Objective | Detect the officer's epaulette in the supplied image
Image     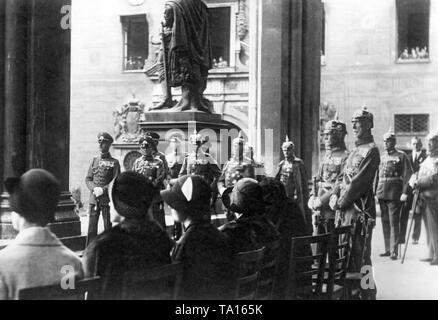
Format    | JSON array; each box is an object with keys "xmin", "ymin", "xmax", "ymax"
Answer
[
  {"xmin": 293, "ymin": 157, "xmax": 304, "ymax": 164},
  {"xmin": 279, "ymin": 160, "xmax": 285, "ymax": 166}
]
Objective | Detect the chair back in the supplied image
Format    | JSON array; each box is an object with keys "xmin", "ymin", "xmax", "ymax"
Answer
[
  {"xmin": 232, "ymin": 247, "xmax": 265, "ymax": 300},
  {"xmin": 326, "ymin": 226, "xmax": 351, "ymax": 297},
  {"xmin": 256, "ymin": 240, "xmax": 280, "ymax": 300},
  {"xmin": 18, "ymin": 277, "xmax": 101, "ymax": 300},
  {"xmin": 121, "ymin": 262, "xmax": 183, "ymax": 300},
  {"xmin": 287, "ymin": 234, "xmax": 330, "ymax": 300}
]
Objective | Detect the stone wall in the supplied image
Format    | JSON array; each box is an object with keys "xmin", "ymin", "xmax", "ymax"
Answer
[{"xmin": 322, "ymin": 0, "xmax": 438, "ymax": 151}]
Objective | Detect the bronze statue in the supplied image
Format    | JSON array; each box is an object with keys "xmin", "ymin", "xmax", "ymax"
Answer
[{"xmin": 150, "ymin": 0, "xmax": 213, "ymax": 113}]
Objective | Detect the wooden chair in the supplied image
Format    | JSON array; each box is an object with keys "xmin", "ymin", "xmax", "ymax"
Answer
[
  {"xmin": 121, "ymin": 262, "xmax": 183, "ymax": 300},
  {"xmin": 286, "ymin": 234, "xmax": 330, "ymax": 300},
  {"xmin": 324, "ymin": 226, "xmax": 351, "ymax": 300},
  {"xmin": 18, "ymin": 277, "xmax": 101, "ymax": 300},
  {"xmin": 232, "ymin": 247, "xmax": 265, "ymax": 300},
  {"xmin": 256, "ymin": 240, "xmax": 280, "ymax": 300}
]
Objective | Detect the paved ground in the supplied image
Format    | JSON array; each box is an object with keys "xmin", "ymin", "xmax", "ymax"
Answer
[
  {"xmin": 80, "ymin": 211, "xmax": 438, "ymax": 300},
  {"xmin": 371, "ymin": 217, "xmax": 438, "ymax": 300}
]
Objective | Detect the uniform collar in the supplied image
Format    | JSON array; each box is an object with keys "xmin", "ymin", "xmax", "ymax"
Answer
[
  {"xmin": 100, "ymin": 152, "xmax": 111, "ymax": 159},
  {"xmin": 386, "ymin": 149, "xmax": 396, "ymax": 155},
  {"xmin": 355, "ymin": 135, "xmax": 374, "ymax": 147}
]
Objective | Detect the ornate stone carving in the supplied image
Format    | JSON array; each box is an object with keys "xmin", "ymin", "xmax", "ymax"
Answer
[
  {"xmin": 237, "ymin": 0, "xmax": 248, "ymax": 40},
  {"xmin": 114, "ymin": 93, "xmax": 145, "ymax": 143}
]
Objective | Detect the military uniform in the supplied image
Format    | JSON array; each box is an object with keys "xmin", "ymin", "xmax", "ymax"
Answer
[
  {"xmin": 132, "ymin": 155, "xmax": 166, "ymax": 228},
  {"xmin": 85, "ymin": 152, "xmax": 120, "ymax": 246},
  {"xmin": 218, "ymin": 157, "xmax": 255, "ymax": 189},
  {"xmin": 276, "ymin": 157, "xmax": 311, "ymax": 231},
  {"xmin": 337, "ymin": 108, "xmax": 380, "ymax": 300},
  {"xmin": 375, "ymin": 147, "xmax": 412, "ymax": 256},
  {"xmin": 415, "ymin": 133, "xmax": 438, "ymax": 265},
  {"xmin": 406, "ymin": 148, "xmax": 428, "ymax": 243},
  {"xmin": 314, "ymin": 147, "xmax": 349, "ymax": 233},
  {"xmin": 180, "ymin": 152, "xmax": 221, "ymax": 185}
]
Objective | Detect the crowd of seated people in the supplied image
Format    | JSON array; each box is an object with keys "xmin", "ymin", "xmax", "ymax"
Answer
[{"xmin": 0, "ymin": 169, "xmax": 310, "ymax": 300}]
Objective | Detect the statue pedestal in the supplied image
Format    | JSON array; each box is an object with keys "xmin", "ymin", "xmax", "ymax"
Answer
[{"xmin": 113, "ymin": 111, "xmax": 241, "ymax": 171}]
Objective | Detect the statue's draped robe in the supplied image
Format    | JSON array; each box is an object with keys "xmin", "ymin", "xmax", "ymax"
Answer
[{"xmin": 166, "ymin": 0, "xmax": 212, "ymax": 87}]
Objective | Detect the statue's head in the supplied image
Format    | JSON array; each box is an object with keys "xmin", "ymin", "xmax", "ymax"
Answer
[
  {"xmin": 351, "ymin": 106, "xmax": 374, "ymax": 140},
  {"xmin": 324, "ymin": 115, "xmax": 347, "ymax": 150}
]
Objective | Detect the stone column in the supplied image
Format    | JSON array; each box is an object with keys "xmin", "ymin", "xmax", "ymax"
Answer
[
  {"xmin": 249, "ymin": 0, "xmax": 322, "ymax": 177},
  {"xmin": 0, "ymin": 0, "xmax": 29, "ymax": 233},
  {"xmin": 1, "ymin": 0, "xmax": 84, "ymax": 250}
]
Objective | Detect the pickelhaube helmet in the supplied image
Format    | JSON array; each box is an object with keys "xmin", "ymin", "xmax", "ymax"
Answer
[
  {"xmin": 383, "ymin": 126, "xmax": 396, "ymax": 141},
  {"xmin": 144, "ymin": 132, "xmax": 160, "ymax": 145},
  {"xmin": 324, "ymin": 113, "xmax": 347, "ymax": 135},
  {"xmin": 189, "ymin": 129, "xmax": 209, "ymax": 146},
  {"xmin": 232, "ymin": 131, "xmax": 246, "ymax": 146},
  {"xmin": 282, "ymin": 135, "xmax": 295, "ymax": 149},
  {"xmin": 351, "ymin": 106, "xmax": 374, "ymax": 128}
]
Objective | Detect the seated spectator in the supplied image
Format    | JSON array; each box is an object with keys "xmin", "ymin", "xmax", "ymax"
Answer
[
  {"xmin": 220, "ymin": 178, "xmax": 280, "ymax": 254},
  {"xmin": 82, "ymin": 171, "xmax": 173, "ymax": 300},
  {"xmin": 0, "ymin": 169, "xmax": 83, "ymax": 300},
  {"xmin": 260, "ymin": 178, "xmax": 308, "ymax": 299},
  {"xmin": 161, "ymin": 175, "xmax": 234, "ymax": 300}
]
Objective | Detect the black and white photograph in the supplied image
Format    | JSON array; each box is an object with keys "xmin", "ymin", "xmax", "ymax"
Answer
[{"xmin": 0, "ymin": 0, "xmax": 437, "ymax": 305}]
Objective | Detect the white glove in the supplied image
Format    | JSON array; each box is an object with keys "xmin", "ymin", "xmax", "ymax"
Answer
[
  {"xmin": 329, "ymin": 194, "xmax": 339, "ymax": 211},
  {"xmin": 400, "ymin": 194, "xmax": 408, "ymax": 202},
  {"xmin": 93, "ymin": 187, "xmax": 104, "ymax": 198},
  {"xmin": 409, "ymin": 175, "xmax": 417, "ymax": 189},
  {"xmin": 307, "ymin": 196, "xmax": 315, "ymax": 210}
]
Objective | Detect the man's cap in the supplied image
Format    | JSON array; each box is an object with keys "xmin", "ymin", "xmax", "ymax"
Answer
[
  {"xmin": 145, "ymin": 132, "xmax": 160, "ymax": 143},
  {"xmin": 98, "ymin": 132, "xmax": 114, "ymax": 144},
  {"xmin": 230, "ymin": 178, "xmax": 264, "ymax": 216},
  {"xmin": 3, "ymin": 169, "xmax": 60, "ymax": 222},
  {"xmin": 351, "ymin": 106, "xmax": 374, "ymax": 127},
  {"xmin": 112, "ymin": 171, "xmax": 157, "ymax": 218},
  {"xmin": 139, "ymin": 135, "xmax": 155, "ymax": 147},
  {"xmin": 160, "ymin": 175, "xmax": 211, "ymax": 213},
  {"xmin": 324, "ymin": 114, "xmax": 347, "ymax": 134},
  {"xmin": 383, "ymin": 126, "xmax": 396, "ymax": 141},
  {"xmin": 282, "ymin": 135, "xmax": 295, "ymax": 149}
]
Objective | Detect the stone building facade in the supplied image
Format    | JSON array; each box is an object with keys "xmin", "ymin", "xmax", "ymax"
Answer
[{"xmin": 321, "ymin": 0, "xmax": 438, "ymax": 151}]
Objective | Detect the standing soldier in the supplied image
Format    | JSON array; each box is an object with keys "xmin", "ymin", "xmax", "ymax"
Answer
[
  {"xmin": 409, "ymin": 132, "xmax": 438, "ymax": 265},
  {"xmin": 334, "ymin": 107, "xmax": 380, "ymax": 300},
  {"xmin": 132, "ymin": 136, "xmax": 166, "ymax": 229},
  {"xmin": 405, "ymin": 137, "xmax": 428, "ymax": 245},
  {"xmin": 145, "ymin": 132, "xmax": 169, "ymax": 185},
  {"xmin": 218, "ymin": 133, "xmax": 256, "ymax": 221},
  {"xmin": 166, "ymin": 136, "xmax": 184, "ymax": 240},
  {"xmin": 276, "ymin": 136, "xmax": 312, "ymax": 234},
  {"xmin": 375, "ymin": 128, "xmax": 412, "ymax": 260},
  {"xmin": 85, "ymin": 132, "xmax": 121, "ymax": 246},
  {"xmin": 308, "ymin": 117, "xmax": 349, "ymax": 234},
  {"xmin": 179, "ymin": 130, "xmax": 222, "ymax": 215}
]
